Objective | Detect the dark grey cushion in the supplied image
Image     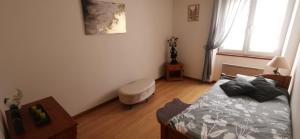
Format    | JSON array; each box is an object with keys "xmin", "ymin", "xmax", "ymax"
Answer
[
  {"xmin": 236, "ymin": 74, "xmax": 277, "ymax": 87},
  {"xmin": 249, "ymin": 76, "xmax": 285, "ymax": 102},
  {"xmin": 220, "ymin": 78, "xmax": 257, "ymax": 97}
]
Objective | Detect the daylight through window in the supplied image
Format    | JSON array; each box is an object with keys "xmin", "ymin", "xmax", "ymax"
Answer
[{"xmin": 219, "ymin": 0, "xmax": 291, "ymax": 57}]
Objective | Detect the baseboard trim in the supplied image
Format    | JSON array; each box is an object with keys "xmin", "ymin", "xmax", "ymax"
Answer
[
  {"xmin": 159, "ymin": 76, "xmax": 205, "ymax": 83},
  {"xmin": 202, "ymin": 80, "xmax": 217, "ymax": 84},
  {"xmin": 73, "ymin": 97, "xmax": 118, "ymax": 119},
  {"xmin": 73, "ymin": 76, "xmax": 164, "ymax": 119},
  {"xmin": 183, "ymin": 76, "xmax": 201, "ymax": 81},
  {"xmin": 156, "ymin": 76, "xmax": 164, "ymax": 81},
  {"xmin": 183, "ymin": 76, "xmax": 216, "ymax": 84}
]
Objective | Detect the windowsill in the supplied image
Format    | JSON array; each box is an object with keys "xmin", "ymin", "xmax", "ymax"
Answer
[{"xmin": 217, "ymin": 52, "xmax": 273, "ymax": 60}]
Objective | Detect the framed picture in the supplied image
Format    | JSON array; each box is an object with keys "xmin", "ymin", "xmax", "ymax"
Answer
[
  {"xmin": 81, "ymin": 0, "xmax": 126, "ymax": 35},
  {"xmin": 188, "ymin": 4, "xmax": 200, "ymax": 22}
]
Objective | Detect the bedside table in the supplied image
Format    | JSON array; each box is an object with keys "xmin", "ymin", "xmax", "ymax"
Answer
[
  {"xmin": 6, "ymin": 97, "xmax": 77, "ymax": 139},
  {"xmin": 165, "ymin": 63, "xmax": 184, "ymax": 81}
]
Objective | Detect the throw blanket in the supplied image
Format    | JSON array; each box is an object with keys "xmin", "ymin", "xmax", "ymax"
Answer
[{"xmin": 169, "ymin": 80, "xmax": 292, "ymax": 139}]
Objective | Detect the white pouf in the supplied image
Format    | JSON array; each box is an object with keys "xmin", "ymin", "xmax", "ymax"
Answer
[{"xmin": 118, "ymin": 78, "xmax": 155, "ymax": 105}]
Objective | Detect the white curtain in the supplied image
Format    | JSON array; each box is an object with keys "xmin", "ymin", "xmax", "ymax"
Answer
[
  {"xmin": 202, "ymin": 0, "xmax": 250, "ymax": 81},
  {"xmin": 213, "ymin": 0, "xmax": 249, "ymax": 47}
]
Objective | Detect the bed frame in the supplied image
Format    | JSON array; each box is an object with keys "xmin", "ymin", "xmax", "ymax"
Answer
[{"xmin": 156, "ymin": 74, "xmax": 292, "ymax": 139}]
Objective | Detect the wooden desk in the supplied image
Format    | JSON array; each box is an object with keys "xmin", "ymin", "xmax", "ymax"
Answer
[
  {"xmin": 6, "ymin": 97, "xmax": 77, "ymax": 139},
  {"xmin": 165, "ymin": 63, "xmax": 184, "ymax": 81}
]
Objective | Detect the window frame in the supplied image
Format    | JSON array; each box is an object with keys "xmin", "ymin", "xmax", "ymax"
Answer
[{"xmin": 218, "ymin": 0, "xmax": 294, "ymax": 58}]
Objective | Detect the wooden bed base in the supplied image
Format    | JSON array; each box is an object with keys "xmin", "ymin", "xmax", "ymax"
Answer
[
  {"xmin": 156, "ymin": 99, "xmax": 191, "ymax": 139},
  {"xmin": 156, "ymin": 74, "xmax": 291, "ymax": 139}
]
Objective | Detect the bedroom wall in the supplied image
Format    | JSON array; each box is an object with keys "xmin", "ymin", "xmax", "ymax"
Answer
[
  {"xmin": 290, "ymin": 43, "xmax": 300, "ymax": 139},
  {"xmin": 212, "ymin": 52, "xmax": 298, "ymax": 81},
  {"xmin": 173, "ymin": 0, "xmax": 214, "ymax": 79},
  {"xmin": 212, "ymin": 55, "xmax": 270, "ymax": 80},
  {"xmin": 172, "ymin": 0, "xmax": 299, "ymax": 81},
  {"xmin": 282, "ymin": 0, "xmax": 300, "ymax": 69},
  {"xmin": 0, "ymin": 0, "xmax": 173, "ymax": 116}
]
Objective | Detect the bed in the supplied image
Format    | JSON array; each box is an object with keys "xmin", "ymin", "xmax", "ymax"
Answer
[{"xmin": 156, "ymin": 74, "xmax": 292, "ymax": 139}]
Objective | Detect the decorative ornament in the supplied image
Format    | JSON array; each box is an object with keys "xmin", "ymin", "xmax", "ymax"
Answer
[
  {"xmin": 168, "ymin": 36, "xmax": 179, "ymax": 64},
  {"xmin": 4, "ymin": 89, "xmax": 24, "ymax": 134}
]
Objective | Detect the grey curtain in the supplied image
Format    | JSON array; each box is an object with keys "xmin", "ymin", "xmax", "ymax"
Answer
[{"xmin": 202, "ymin": 0, "xmax": 249, "ymax": 81}]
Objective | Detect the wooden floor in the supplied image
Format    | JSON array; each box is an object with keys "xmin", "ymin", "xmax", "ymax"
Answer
[{"xmin": 75, "ymin": 78, "xmax": 212, "ymax": 139}]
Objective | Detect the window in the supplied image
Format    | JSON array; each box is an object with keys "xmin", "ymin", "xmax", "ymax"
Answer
[{"xmin": 219, "ymin": 0, "xmax": 292, "ymax": 57}]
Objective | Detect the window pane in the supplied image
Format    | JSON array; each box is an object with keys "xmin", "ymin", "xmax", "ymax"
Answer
[
  {"xmin": 221, "ymin": 1, "xmax": 250, "ymax": 51},
  {"xmin": 248, "ymin": 0, "xmax": 288, "ymax": 53}
]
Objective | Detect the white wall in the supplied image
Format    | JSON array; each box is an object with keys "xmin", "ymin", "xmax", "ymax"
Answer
[
  {"xmin": 290, "ymin": 43, "xmax": 300, "ymax": 139},
  {"xmin": 282, "ymin": 0, "xmax": 300, "ymax": 67},
  {"xmin": 173, "ymin": 0, "xmax": 214, "ymax": 79},
  {"xmin": 212, "ymin": 55, "xmax": 271, "ymax": 80},
  {"xmin": 0, "ymin": 0, "xmax": 173, "ymax": 116},
  {"xmin": 212, "ymin": 54, "xmax": 295, "ymax": 81}
]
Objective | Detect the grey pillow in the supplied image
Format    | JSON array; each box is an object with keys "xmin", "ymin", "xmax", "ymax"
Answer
[
  {"xmin": 248, "ymin": 76, "xmax": 285, "ymax": 102},
  {"xmin": 220, "ymin": 78, "xmax": 257, "ymax": 97},
  {"xmin": 236, "ymin": 74, "xmax": 277, "ymax": 87}
]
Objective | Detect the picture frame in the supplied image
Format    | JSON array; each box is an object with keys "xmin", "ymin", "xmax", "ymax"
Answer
[
  {"xmin": 81, "ymin": 0, "xmax": 126, "ymax": 35},
  {"xmin": 188, "ymin": 4, "xmax": 200, "ymax": 22}
]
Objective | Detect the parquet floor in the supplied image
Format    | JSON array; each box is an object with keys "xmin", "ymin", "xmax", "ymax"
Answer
[{"xmin": 75, "ymin": 78, "xmax": 212, "ymax": 139}]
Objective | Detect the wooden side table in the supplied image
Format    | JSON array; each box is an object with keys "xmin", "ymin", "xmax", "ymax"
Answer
[
  {"xmin": 165, "ymin": 63, "xmax": 184, "ymax": 81},
  {"xmin": 6, "ymin": 97, "xmax": 77, "ymax": 139}
]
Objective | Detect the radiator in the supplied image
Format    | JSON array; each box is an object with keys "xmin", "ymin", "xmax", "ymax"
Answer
[{"xmin": 221, "ymin": 63, "xmax": 264, "ymax": 76}]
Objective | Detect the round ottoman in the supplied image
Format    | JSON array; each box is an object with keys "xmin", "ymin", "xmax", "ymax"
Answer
[{"xmin": 118, "ymin": 78, "xmax": 155, "ymax": 105}]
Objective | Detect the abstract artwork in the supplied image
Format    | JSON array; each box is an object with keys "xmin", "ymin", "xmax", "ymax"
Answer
[
  {"xmin": 81, "ymin": 0, "xmax": 126, "ymax": 35},
  {"xmin": 188, "ymin": 4, "xmax": 200, "ymax": 22}
]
